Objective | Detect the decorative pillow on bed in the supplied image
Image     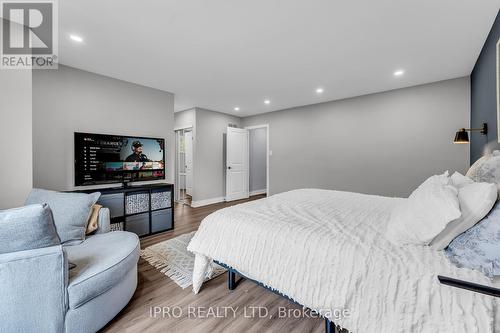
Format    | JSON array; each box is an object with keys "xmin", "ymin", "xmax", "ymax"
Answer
[
  {"xmin": 386, "ymin": 172, "xmax": 461, "ymax": 245},
  {"xmin": 430, "ymin": 173, "xmax": 497, "ymax": 250},
  {"xmin": 466, "ymin": 151, "xmax": 500, "ymax": 192},
  {"xmin": 445, "ymin": 201, "xmax": 500, "ymax": 278}
]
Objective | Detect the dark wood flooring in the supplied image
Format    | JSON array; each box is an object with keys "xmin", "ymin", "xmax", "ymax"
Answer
[{"xmin": 101, "ymin": 195, "xmax": 324, "ymax": 333}]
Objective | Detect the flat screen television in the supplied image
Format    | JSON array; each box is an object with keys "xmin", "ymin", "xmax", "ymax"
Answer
[{"xmin": 75, "ymin": 132, "xmax": 165, "ymax": 186}]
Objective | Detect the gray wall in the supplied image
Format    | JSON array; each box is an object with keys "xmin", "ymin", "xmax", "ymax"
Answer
[
  {"xmin": 193, "ymin": 108, "xmax": 241, "ymax": 203},
  {"xmin": 249, "ymin": 127, "xmax": 267, "ymax": 193},
  {"xmin": 0, "ymin": 68, "xmax": 32, "ymax": 208},
  {"xmin": 242, "ymin": 77, "xmax": 470, "ymax": 197},
  {"xmin": 174, "ymin": 108, "xmax": 195, "ymax": 129},
  {"xmin": 32, "ymin": 65, "xmax": 175, "ymax": 191}
]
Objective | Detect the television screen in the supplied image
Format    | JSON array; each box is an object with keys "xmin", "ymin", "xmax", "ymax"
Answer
[{"xmin": 75, "ymin": 132, "xmax": 165, "ymax": 186}]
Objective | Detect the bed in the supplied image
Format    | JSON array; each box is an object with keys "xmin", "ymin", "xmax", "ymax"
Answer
[{"xmin": 187, "ymin": 188, "xmax": 499, "ymax": 332}]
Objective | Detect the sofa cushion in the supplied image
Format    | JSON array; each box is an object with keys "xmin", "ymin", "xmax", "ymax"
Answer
[
  {"xmin": 26, "ymin": 189, "xmax": 100, "ymax": 244},
  {"xmin": 0, "ymin": 204, "xmax": 60, "ymax": 254},
  {"xmin": 65, "ymin": 231, "xmax": 139, "ymax": 309}
]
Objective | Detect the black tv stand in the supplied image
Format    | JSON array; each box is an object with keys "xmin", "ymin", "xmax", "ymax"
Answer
[{"xmin": 75, "ymin": 183, "xmax": 174, "ymax": 237}]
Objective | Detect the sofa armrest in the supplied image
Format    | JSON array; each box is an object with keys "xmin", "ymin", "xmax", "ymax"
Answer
[
  {"xmin": 95, "ymin": 207, "xmax": 111, "ymax": 234},
  {"xmin": 0, "ymin": 245, "xmax": 67, "ymax": 333}
]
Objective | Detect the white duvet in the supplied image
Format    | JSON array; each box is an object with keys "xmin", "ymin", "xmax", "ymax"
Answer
[{"xmin": 187, "ymin": 189, "xmax": 499, "ymax": 332}]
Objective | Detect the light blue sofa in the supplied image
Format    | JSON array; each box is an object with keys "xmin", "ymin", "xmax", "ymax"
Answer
[{"xmin": 0, "ymin": 208, "xmax": 140, "ymax": 333}]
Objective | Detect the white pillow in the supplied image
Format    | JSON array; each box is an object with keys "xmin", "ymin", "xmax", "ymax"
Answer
[
  {"xmin": 430, "ymin": 172, "xmax": 497, "ymax": 250},
  {"xmin": 450, "ymin": 171, "xmax": 474, "ymax": 188},
  {"xmin": 386, "ymin": 172, "xmax": 461, "ymax": 245}
]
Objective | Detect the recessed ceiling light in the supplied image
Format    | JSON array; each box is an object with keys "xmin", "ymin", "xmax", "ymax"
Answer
[
  {"xmin": 70, "ymin": 35, "xmax": 83, "ymax": 43},
  {"xmin": 234, "ymin": 107, "xmax": 240, "ymax": 111},
  {"xmin": 264, "ymin": 99, "xmax": 271, "ymax": 105},
  {"xmin": 394, "ymin": 70, "xmax": 404, "ymax": 77},
  {"xmin": 316, "ymin": 87, "xmax": 324, "ymax": 94}
]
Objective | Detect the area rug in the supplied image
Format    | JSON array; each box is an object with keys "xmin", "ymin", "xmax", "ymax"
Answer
[{"xmin": 141, "ymin": 231, "xmax": 226, "ymax": 289}]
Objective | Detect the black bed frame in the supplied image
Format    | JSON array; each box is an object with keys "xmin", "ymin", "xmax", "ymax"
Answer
[
  {"xmin": 214, "ymin": 260, "xmax": 341, "ymax": 333},
  {"xmin": 438, "ymin": 275, "xmax": 500, "ymax": 298},
  {"xmin": 214, "ymin": 261, "xmax": 500, "ymax": 333}
]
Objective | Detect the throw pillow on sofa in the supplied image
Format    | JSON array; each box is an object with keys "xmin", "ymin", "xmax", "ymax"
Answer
[
  {"xmin": 86, "ymin": 204, "xmax": 102, "ymax": 235},
  {"xmin": 0, "ymin": 204, "xmax": 60, "ymax": 254},
  {"xmin": 26, "ymin": 189, "xmax": 100, "ymax": 245}
]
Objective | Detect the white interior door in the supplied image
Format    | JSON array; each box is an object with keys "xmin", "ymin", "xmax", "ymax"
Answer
[
  {"xmin": 226, "ymin": 127, "xmax": 249, "ymax": 201},
  {"xmin": 185, "ymin": 131, "xmax": 193, "ymax": 196}
]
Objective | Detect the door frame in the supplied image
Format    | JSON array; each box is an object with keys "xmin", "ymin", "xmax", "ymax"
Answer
[
  {"xmin": 184, "ymin": 130, "xmax": 193, "ymax": 197},
  {"xmin": 244, "ymin": 124, "xmax": 269, "ymax": 197},
  {"xmin": 174, "ymin": 126, "xmax": 193, "ymax": 204}
]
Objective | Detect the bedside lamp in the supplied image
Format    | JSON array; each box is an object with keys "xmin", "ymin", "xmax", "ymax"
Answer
[{"xmin": 453, "ymin": 123, "xmax": 488, "ymax": 144}]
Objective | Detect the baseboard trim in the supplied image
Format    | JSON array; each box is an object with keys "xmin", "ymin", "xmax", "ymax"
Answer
[
  {"xmin": 192, "ymin": 191, "xmax": 266, "ymax": 207},
  {"xmin": 190, "ymin": 196, "xmax": 225, "ymax": 208},
  {"xmin": 250, "ymin": 189, "xmax": 267, "ymax": 196}
]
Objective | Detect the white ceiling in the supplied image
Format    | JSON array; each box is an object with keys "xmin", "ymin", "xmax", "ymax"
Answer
[{"xmin": 57, "ymin": 0, "xmax": 499, "ymax": 116}]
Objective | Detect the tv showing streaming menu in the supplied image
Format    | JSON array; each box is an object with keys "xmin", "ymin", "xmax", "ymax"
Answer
[{"xmin": 75, "ymin": 132, "xmax": 165, "ymax": 186}]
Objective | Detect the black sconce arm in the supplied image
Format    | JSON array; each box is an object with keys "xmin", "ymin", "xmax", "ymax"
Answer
[{"xmin": 458, "ymin": 123, "xmax": 488, "ymax": 135}]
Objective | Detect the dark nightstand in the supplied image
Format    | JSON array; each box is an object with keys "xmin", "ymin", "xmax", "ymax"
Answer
[{"xmin": 438, "ymin": 275, "xmax": 500, "ymax": 298}]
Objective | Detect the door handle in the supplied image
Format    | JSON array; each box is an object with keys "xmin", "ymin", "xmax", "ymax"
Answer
[{"xmin": 227, "ymin": 166, "xmax": 232, "ymax": 170}]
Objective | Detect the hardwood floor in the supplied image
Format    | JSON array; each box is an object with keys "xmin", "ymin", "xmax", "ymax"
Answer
[{"xmin": 101, "ymin": 195, "xmax": 324, "ymax": 333}]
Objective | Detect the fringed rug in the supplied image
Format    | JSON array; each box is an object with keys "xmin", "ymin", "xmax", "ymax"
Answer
[{"xmin": 141, "ymin": 231, "xmax": 226, "ymax": 289}]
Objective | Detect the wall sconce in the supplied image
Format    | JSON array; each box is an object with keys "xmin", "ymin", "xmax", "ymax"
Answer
[{"xmin": 453, "ymin": 123, "xmax": 488, "ymax": 144}]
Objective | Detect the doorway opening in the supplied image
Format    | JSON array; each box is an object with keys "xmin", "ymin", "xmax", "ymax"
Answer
[
  {"xmin": 175, "ymin": 128, "xmax": 193, "ymax": 206},
  {"xmin": 247, "ymin": 125, "xmax": 269, "ymax": 197},
  {"xmin": 225, "ymin": 125, "xmax": 269, "ymax": 202}
]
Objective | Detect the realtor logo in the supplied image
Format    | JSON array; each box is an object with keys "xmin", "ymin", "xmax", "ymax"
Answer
[{"xmin": 1, "ymin": 0, "xmax": 58, "ymax": 69}]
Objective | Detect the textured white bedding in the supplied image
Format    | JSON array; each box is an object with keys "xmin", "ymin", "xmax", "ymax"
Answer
[{"xmin": 187, "ymin": 189, "xmax": 499, "ymax": 332}]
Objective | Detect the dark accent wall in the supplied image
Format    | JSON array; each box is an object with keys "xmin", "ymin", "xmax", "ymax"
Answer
[{"xmin": 471, "ymin": 10, "xmax": 500, "ymax": 163}]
